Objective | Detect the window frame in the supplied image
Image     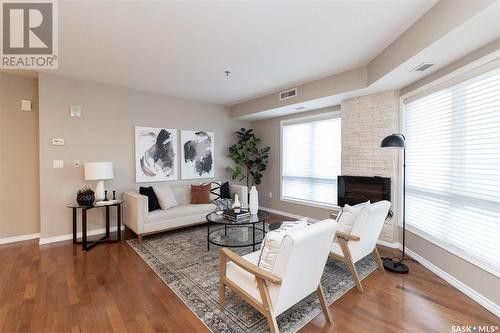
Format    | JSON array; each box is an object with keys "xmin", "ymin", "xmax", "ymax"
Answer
[
  {"xmin": 400, "ymin": 63, "xmax": 500, "ymax": 278},
  {"xmin": 279, "ymin": 111, "xmax": 341, "ymax": 210}
]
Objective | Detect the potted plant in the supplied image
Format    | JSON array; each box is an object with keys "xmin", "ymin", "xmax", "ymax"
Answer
[
  {"xmin": 77, "ymin": 186, "xmax": 95, "ymax": 206},
  {"xmin": 228, "ymin": 128, "xmax": 270, "ymax": 188}
]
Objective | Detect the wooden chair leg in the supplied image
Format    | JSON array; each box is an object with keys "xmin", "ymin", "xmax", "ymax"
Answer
[
  {"xmin": 219, "ymin": 251, "xmax": 227, "ymax": 311},
  {"xmin": 257, "ymin": 278, "xmax": 279, "ymax": 333},
  {"xmin": 317, "ymin": 283, "xmax": 333, "ymax": 324},
  {"xmin": 338, "ymin": 238, "xmax": 364, "ymax": 293},
  {"xmin": 372, "ymin": 247, "xmax": 385, "ymax": 273}
]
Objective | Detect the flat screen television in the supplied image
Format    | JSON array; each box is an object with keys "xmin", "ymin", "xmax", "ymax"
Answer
[{"xmin": 337, "ymin": 176, "xmax": 391, "ymax": 207}]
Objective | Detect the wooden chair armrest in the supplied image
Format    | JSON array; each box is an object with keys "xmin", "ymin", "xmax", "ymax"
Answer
[
  {"xmin": 336, "ymin": 231, "xmax": 360, "ymax": 241},
  {"xmin": 220, "ymin": 248, "xmax": 282, "ymax": 284}
]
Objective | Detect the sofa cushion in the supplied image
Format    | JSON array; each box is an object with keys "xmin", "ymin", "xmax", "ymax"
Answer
[
  {"xmin": 191, "ymin": 183, "xmax": 211, "ymax": 204},
  {"xmin": 153, "ymin": 185, "xmax": 178, "ymax": 209},
  {"xmin": 170, "ymin": 186, "xmax": 191, "ymax": 205},
  {"xmin": 139, "ymin": 186, "xmax": 161, "ymax": 212},
  {"xmin": 146, "ymin": 203, "xmax": 216, "ymax": 224}
]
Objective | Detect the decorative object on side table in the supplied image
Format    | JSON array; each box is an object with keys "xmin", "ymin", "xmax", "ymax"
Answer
[
  {"xmin": 228, "ymin": 128, "xmax": 270, "ymax": 188},
  {"xmin": 76, "ymin": 186, "xmax": 95, "ymax": 206},
  {"xmin": 232, "ymin": 194, "xmax": 241, "ymax": 213},
  {"xmin": 249, "ymin": 185, "xmax": 259, "ymax": 215},
  {"xmin": 380, "ymin": 133, "xmax": 409, "ymax": 274},
  {"xmin": 84, "ymin": 162, "xmax": 113, "ymax": 201}
]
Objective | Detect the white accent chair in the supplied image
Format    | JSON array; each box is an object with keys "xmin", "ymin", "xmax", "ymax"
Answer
[
  {"xmin": 219, "ymin": 219, "xmax": 337, "ymax": 333},
  {"xmin": 329, "ymin": 200, "xmax": 391, "ymax": 293}
]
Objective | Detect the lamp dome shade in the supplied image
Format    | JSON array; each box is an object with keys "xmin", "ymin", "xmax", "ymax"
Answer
[
  {"xmin": 381, "ymin": 134, "xmax": 406, "ymax": 149},
  {"xmin": 84, "ymin": 162, "xmax": 113, "ymax": 180}
]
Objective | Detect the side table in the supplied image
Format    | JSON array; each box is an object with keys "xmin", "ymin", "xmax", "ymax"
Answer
[{"xmin": 67, "ymin": 200, "xmax": 123, "ymax": 251}]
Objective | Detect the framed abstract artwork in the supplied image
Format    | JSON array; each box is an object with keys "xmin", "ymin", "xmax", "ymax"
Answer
[
  {"xmin": 135, "ymin": 126, "xmax": 178, "ymax": 182},
  {"xmin": 181, "ymin": 130, "xmax": 215, "ymax": 180}
]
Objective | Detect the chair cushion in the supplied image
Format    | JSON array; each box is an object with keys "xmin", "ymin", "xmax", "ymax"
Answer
[
  {"xmin": 191, "ymin": 183, "xmax": 211, "ymax": 204},
  {"xmin": 257, "ymin": 219, "xmax": 307, "ymax": 272},
  {"xmin": 139, "ymin": 186, "xmax": 161, "ymax": 212},
  {"xmin": 153, "ymin": 185, "xmax": 178, "ymax": 209},
  {"xmin": 226, "ymin": 251, "xmax": 279, "ymax": 304},
  {"xmin": 146, "ymin": 204, "xmax": 215, "ymax": 224}
]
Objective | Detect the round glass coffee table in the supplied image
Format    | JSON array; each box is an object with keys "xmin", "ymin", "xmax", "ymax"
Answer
[{"xmin": 206, "ymin": 210, "xmax": 271, "ymax": 251}]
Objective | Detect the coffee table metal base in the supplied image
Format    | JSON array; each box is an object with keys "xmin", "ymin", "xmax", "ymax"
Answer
[{"xmin": 207, "ymin": 222, "xmax": 266, "ymax": 251}]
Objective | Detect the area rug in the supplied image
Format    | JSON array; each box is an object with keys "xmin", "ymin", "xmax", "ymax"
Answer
[{"xmin": 128, "ymin": 225, "xmax": 378, "ymax": 333}]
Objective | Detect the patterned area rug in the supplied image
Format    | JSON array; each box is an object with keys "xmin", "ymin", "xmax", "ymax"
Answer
[{"xmin": 128, "ymin": 225, "xmax": 378, "ymax": 333}]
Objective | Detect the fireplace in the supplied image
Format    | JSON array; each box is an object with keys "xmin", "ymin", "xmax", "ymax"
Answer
[{"xmin": 337, "ymin": 176, "xmax": 391, "ymax": 207}]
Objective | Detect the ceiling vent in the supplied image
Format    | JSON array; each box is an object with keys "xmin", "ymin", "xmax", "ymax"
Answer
[
  {"xmin": 411, "ymin": 63, "xmax": 435, "ymax": 72},
  {"xmin": 279, "ymin": 88, "xmax": 297, "ymax": 101}
]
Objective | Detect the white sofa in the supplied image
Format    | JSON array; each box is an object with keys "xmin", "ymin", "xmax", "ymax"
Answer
[{"xmin": 123, "ymin": 183, "xmax": 248, "ymax": 241}]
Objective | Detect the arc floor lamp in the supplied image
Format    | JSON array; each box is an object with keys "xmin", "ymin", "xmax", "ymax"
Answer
[{"xmin": 380, "ymin": 133, "xmax": 409, "ymax": 274}]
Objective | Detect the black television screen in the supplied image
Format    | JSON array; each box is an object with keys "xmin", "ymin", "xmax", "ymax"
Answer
[{"xmin": 337, "ymin": 176, "xmax": 391, "ymax": 207}]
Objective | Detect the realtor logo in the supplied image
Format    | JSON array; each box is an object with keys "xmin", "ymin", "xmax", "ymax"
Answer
[{"xmin": 1, "ymin": 0, "xmax": 58, "ymax": 69}]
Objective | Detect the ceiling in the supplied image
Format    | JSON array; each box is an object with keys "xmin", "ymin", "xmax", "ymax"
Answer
[{"xmin": 47, "ymin": 0, "xmax": 438, "ymax": 105}]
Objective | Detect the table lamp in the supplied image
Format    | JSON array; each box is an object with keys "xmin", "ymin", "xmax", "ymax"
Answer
[{"xmin": 84, "ymin": 162, "xmax": 113, "ymax": 201}]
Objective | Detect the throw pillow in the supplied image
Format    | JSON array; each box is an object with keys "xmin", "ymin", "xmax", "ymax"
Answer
[
  {"xmin": 152, "ymin": 185, "xmax": 178, "ymax": 209},
  {"xmin": 191, "ymin": 183, "xmax": 211, "ymax": 204},
  {"xmin": 213, "ymin": 198, "xmax": 232, "ymax": 211},
  {"xmin": 349, "ymin": 206, "xmax": 371, "ymax": 239},
  {"xmin": 257, "ymin": 219, "xmax": 308, "ymax": 272},
  {"xmin": 139, "ymin": 186, "xmax": 161, "ymax": 212},
  {"xmin": 220, "ymin": 181, "xmax": 231, "ymax": 199},
  {"xmin": 337, "ymin": 201, "xmax": 370, "ymax": 234},
  {"xmin": 203, "ymin": 182, "xmax": 220, "ymax": 202}
]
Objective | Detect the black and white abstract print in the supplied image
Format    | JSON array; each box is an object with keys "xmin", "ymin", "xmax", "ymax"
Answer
[
  {"xmin": 135, "ymin": 126, "xmax": 178, "ymax": 182},
  {"xmin": 181, "ymin": 130, "xmax": 215, "ymax": 179}
]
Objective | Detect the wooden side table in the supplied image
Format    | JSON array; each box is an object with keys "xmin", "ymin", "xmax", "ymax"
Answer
[{"xmin": 67, "ymin": 200, "xmax": 123, "ymax": 251}]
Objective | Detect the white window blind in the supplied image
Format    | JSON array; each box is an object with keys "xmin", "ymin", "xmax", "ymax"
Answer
[
  {"xmin": 404, "ymin": 67, "xmax": 500, "ymax": 276},
  {"xmin": 281, "ymin": 114, "xmax": 341, "ymax": 207}
]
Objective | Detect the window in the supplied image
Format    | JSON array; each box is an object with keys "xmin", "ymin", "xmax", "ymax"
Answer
[
  {"xmin": 404, "ymin": 67, "xmax": 500, "ymax": 276},
  {"xmin": 281, "ymin": 113, "xmax": 341, "ymax": 208}
]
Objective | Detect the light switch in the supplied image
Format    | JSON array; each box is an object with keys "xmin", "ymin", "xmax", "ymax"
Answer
[
  {"xmin": 52, "ymin": 138, "xmax": 65, "ymax": 146},
  {"xmin": 53, "ymin": 160, "xmax": 64, "ymax": 168},
  {"xmin": 21, "ymin": 100, "xmax": 32, "ymax": 111},
  {"xmin": 70, "ymin": 105, "xmax": 81, "ymax": 117}
]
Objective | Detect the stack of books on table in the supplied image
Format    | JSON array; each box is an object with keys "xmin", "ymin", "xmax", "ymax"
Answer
[{"xmin": 223, "ymin": 209, "xmax": 250, "ymax": 221}]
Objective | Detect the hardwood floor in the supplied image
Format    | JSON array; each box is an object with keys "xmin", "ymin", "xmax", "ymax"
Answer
[{"xmin": 0, "ymin": 216, "xmax": 498, "ymax": 333}]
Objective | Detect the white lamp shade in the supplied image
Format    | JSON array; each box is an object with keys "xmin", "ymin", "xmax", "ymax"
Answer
[{"xmin": 84, "ymin": 162, "xmax": 113, "ymax": 180}]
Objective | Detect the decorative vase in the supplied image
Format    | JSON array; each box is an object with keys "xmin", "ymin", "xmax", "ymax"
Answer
[
  {"xmin": 77, "ymin": 193, "xmax": 95, "ymax": 206},
  {"xmin": 249, "ymin": 186, "xmax": 259, "ymax": 215},
  {"xmin": 232, "ymin": 194, "xmax": 241, "ymax": 213}
]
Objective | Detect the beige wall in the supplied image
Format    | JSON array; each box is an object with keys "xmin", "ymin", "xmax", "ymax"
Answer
[
  {"xmin": 0, "ymin": 73, "xmax": 40, "ymax": 238},
  {"xmin": 38, "ymin": 73, "xmax": 249, "ymax": 239}
]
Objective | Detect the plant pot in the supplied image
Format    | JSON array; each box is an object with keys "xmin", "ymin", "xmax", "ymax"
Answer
[{"xmin": 77, "ymin": 193, "xmax": 95, "ymax": 206}]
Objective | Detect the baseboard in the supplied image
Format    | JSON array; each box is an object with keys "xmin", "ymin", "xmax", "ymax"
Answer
[
  {"xmin": 0, "ymin": 233, "xmax": 40, "ymax": 245},
  {"xmin": 376, "ymin": 239, "xmax": 401, "ymax": 249},
  {"xmin": 260, "ymin": 206, "xmax": 320, "ymax": 222},
  {"xmin": 39, "ymin": 226, "xmax": 125, "ymax": 245}
]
